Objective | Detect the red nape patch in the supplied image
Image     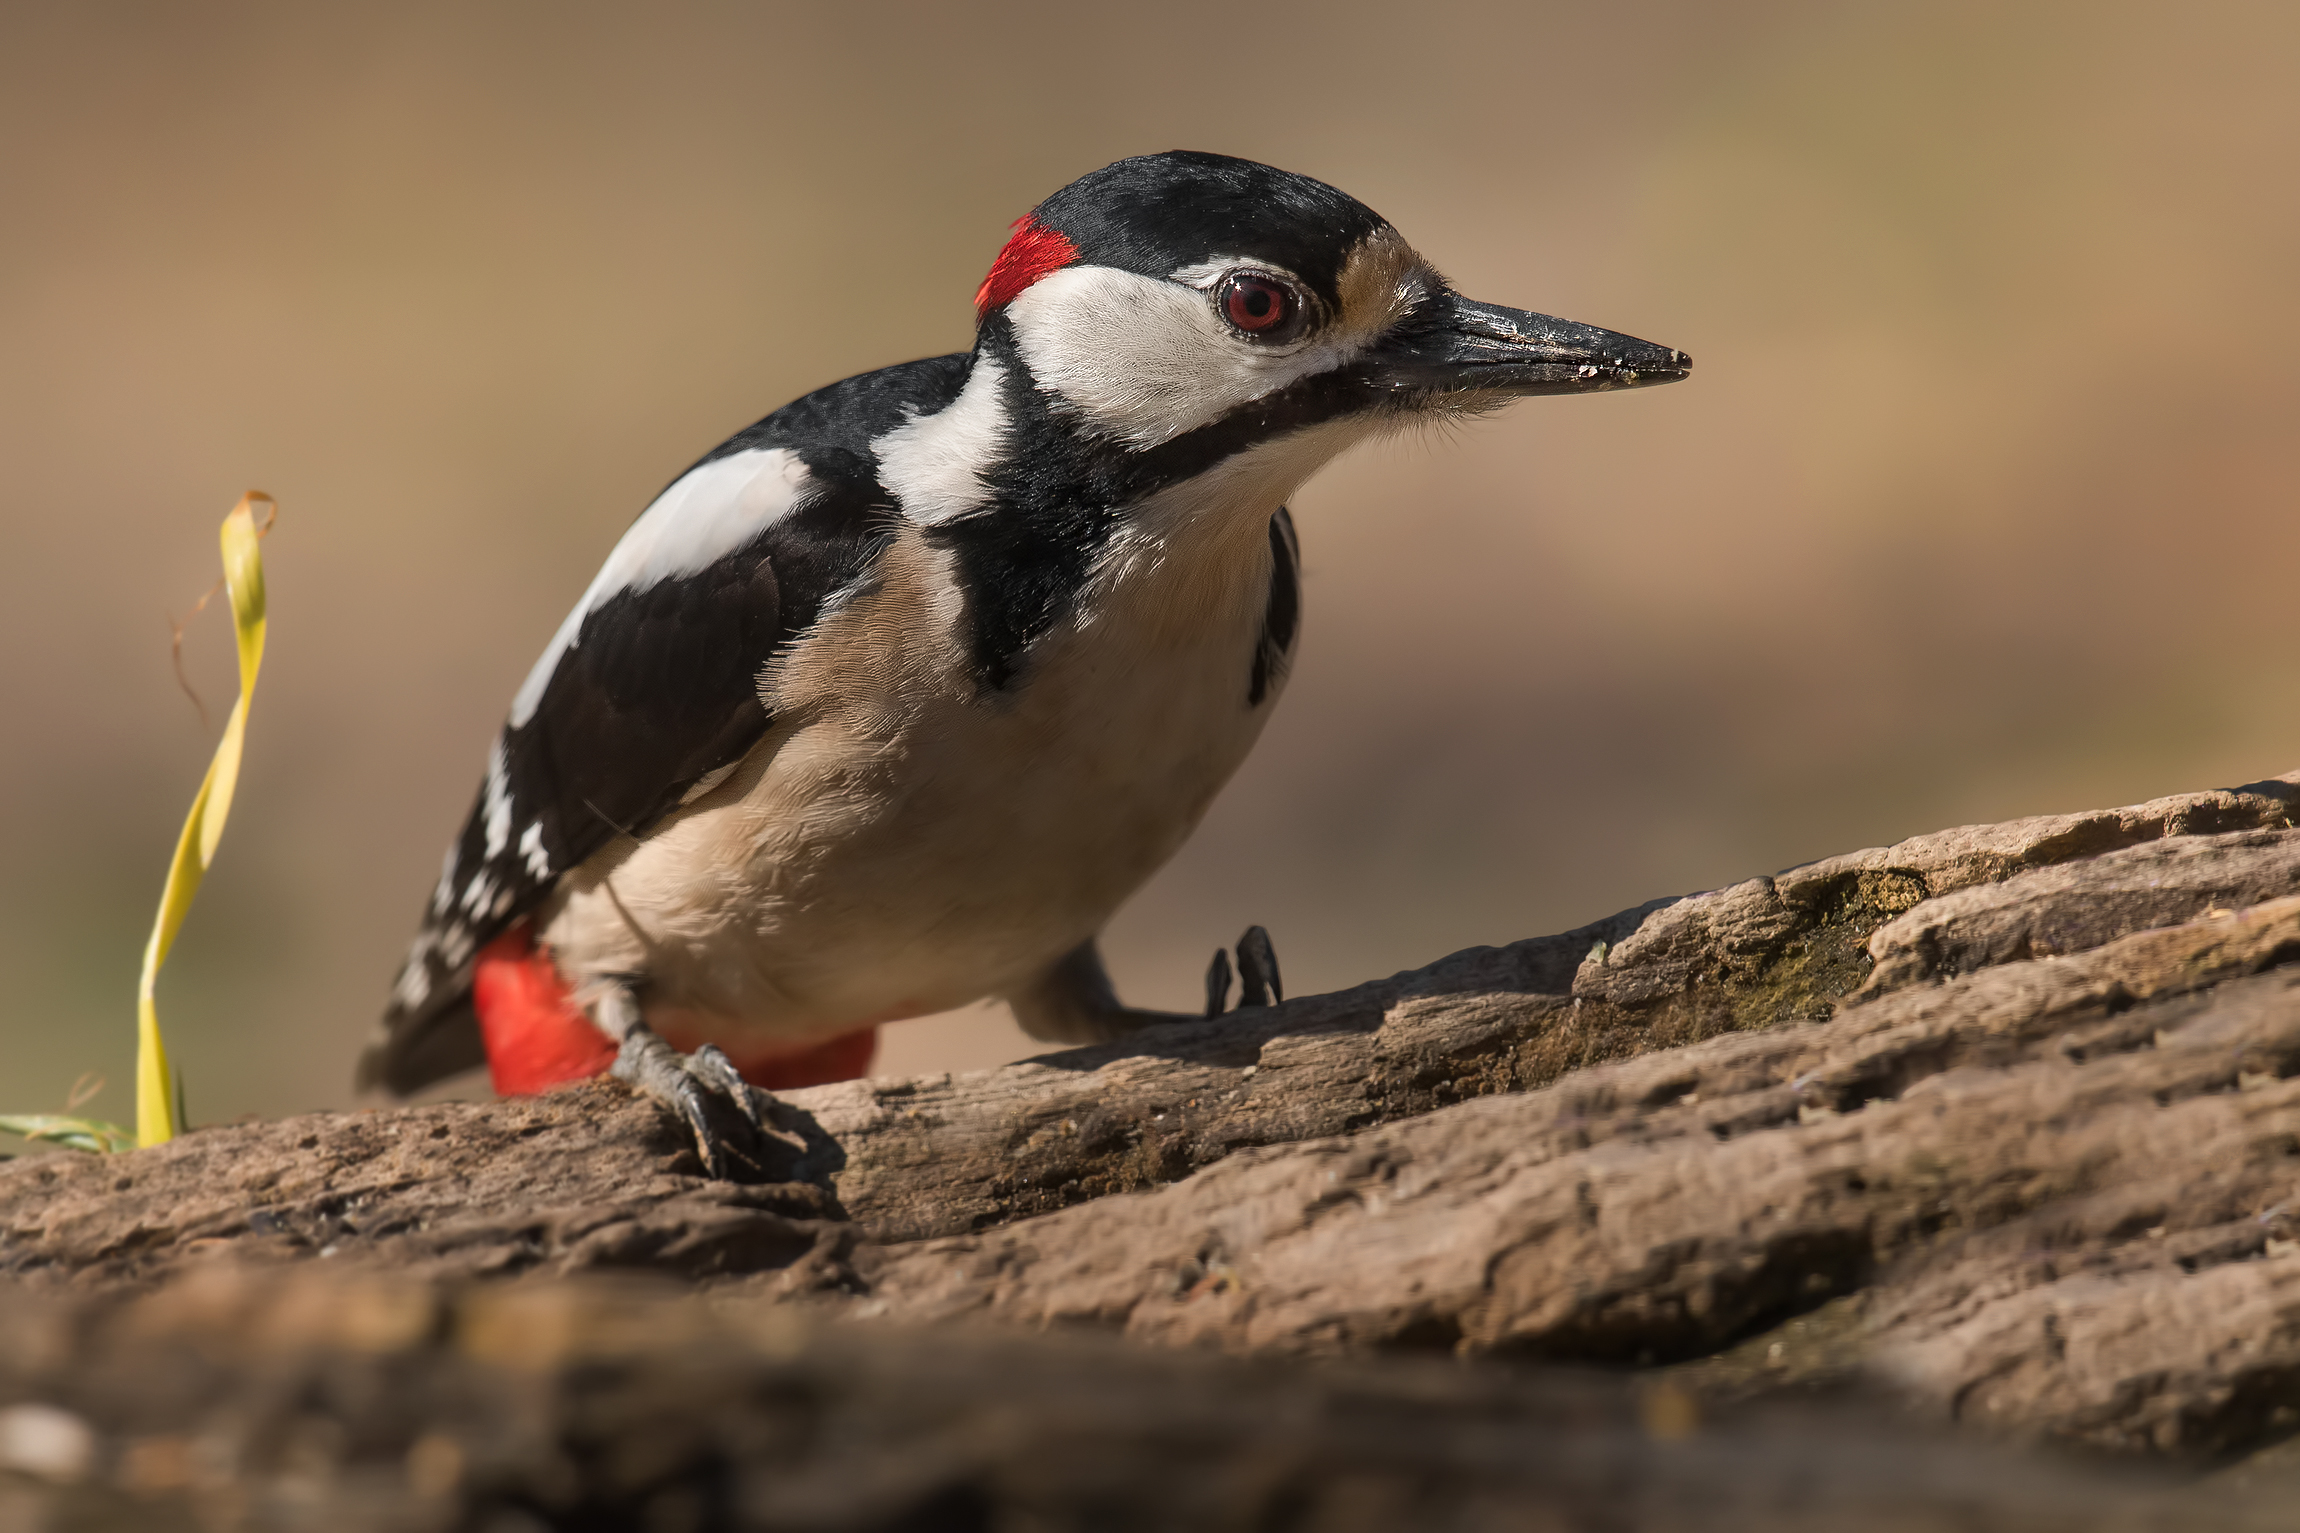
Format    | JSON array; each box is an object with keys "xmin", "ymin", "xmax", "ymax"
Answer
[
  {"xmin": 473, "ymin": 925, "xmax": 616, "ymax": 1096},
  {"xmin": 973, "ymin": 215, "xmax": 1079, "ymax": 316}
]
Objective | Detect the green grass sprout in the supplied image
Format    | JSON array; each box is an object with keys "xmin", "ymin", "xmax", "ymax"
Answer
[
  {"xmin": 0, "ymin": 1115, "xmax": 137, "ymax": 1154},
  {"xmin": 0, "ymin": 1074, "xmax": 131, "ymax": 1155}
]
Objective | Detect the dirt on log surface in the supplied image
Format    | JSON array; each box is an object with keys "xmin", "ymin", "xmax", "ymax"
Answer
[{"xmin": 9, "ymin": 774, "xmax": 2300, "ymax": 1528}]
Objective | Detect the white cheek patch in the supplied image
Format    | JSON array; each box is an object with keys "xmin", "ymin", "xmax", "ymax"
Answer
[
  {"xmin": 1007, "ymin": 266, "xmax": 1373, "ymax": 449},
  {"xmin": 873, "ymin": 356, "xmax": 1012, "ymax": 525},
  {"xmin": 510, "ymin": 446, "xmax": 811, "ymax": 727}
]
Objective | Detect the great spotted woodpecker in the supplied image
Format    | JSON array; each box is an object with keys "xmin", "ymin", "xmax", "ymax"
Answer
[{"xmin": 359, "ymin": 151, "xmax": 1688, "ymax": 1175}]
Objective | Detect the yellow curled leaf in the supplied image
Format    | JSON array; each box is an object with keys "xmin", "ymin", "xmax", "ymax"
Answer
[{"xmin": 137, "ymin": 492, "xmax": 273, "ymax": 1148}]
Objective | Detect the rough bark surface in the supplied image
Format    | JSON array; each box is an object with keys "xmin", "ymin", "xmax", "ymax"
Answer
[
  {"xmin": 8, "ymin": 774, "xmax": 2300, "ymax": 1526},
  {"xmin": 855, "ymin": 890, "xmax": 2300, "ymax": 1457}
]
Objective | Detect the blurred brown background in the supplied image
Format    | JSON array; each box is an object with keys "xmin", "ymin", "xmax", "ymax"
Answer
[{"xmin": 4, "ymin": 0, "xmax": 2296, "ymax": 1132}]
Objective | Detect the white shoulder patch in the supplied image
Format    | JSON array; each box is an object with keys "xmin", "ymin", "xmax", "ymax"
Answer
[
  {"xmin": 872, "ymin": 356, "xmax": 1012, "ymax": 525},
  {"xmin": 510, "ymin": 446, "xmax": 810, "ymax": 727}
]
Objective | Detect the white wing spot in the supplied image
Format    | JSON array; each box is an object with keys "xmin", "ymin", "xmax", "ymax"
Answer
[
  {"xmin": 481, "ymin": 741, "xmax": 513, "ymax": 861},
  {"xmin": 459, "ymin": 870, "xmax": 497, "ymax": 918},
  {"xmin": 518, "ymin": 820, "xmax": 550, "ymax": 881},
  {"xmin": 391, "ymin": 953, "xmax": 432, "ymax": 1011}
]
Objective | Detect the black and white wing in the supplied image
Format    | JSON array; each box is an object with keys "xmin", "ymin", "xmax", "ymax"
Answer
[{"xmin": 361, "ymin": 354, "xmax": 969, "ymax": 1093}]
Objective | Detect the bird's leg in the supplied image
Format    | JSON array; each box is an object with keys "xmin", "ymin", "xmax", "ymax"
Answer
[
  {"xmin": 1009, "ymin": 929, "xmax": 1285, "ymax": 1045},
  {"xmin": 589, "ymin": 980, "xmax": 781, "ymax": 1180}
]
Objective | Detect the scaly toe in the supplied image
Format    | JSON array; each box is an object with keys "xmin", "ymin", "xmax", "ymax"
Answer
[
  {"xmin": 612, "ymin": 1029, "xmax": 782, "ymax": 1181},
  {"xmin": 686, "ymin": 1042, "xmax": 771, "ymax": 1133}
]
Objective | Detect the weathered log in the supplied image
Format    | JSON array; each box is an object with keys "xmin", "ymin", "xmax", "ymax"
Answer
[
  {"xmin": 0, "ymin": 1085, "xmax": 848, "ymax": 1290},
  {"xmin": 8, "ymin": 772, "xmax": 2300, "ymax": 1490},
  {"xmin": 10, "ymin": 776, "xmax": 2294, "ymax": 1290},
  {"xmin": 850, "ymin": 889, "xmax": 2300, "ymax": 1455},
  {"xmin": 0, "ymin": 1266, "xmax": 2290, "ymax": 1532}
]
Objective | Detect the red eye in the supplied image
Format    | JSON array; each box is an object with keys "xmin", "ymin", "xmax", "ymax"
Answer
[{"xmin": 1222, "ymin": 275, "xmax": 1293, "ymax": 334}]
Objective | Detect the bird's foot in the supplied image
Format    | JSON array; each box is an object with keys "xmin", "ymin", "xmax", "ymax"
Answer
[
  {"xmin": 610, "ymin": 1029, "xmax": 792, "ymax": 1181},
  {"xmin": 1204, "ymin": 925, "xmax": 1284, "ymax": 1017},
  {"xmin": 1009, "ymin": 931, "xmax": 1286, "ymax": 1045}
]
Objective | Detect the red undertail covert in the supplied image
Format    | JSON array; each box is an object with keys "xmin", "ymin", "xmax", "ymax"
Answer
[{"xmin": 473, "ymin": 925, "xmax": 878, "ymax": 1096}]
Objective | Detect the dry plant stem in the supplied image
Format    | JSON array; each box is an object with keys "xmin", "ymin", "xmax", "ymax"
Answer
[
  {"xmin": 133, "ymin": 491, "xmax": 274, "ymax": 1147},
  {"xmin": 167, "ymin": 493, "xmax": 278, "ymax": 725}
]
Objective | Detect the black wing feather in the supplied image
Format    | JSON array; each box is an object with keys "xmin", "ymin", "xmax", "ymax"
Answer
[
  {"xmin": 363, "ymin": 353, "xmax": 968, "ymax": 1093},
  {"xmin": 517, "ymin": 541, "xmax": 784, "ymax": 863}
]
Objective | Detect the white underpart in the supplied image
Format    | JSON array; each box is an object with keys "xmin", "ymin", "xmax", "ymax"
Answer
[
  {"xmin": 1082, "ymin": 416, "xmax": 1360, "ymax": 626},
  {"xmin": 1006, "ymin": 263, "xmax": 1388, "ymax": 448},
  {"xmin": 508, "ymin": 446, "xmax": 812, "ymax": 728},
  {"xmin": 872, "ymin": 355, "xmax": 1012, "ymax": 524}
]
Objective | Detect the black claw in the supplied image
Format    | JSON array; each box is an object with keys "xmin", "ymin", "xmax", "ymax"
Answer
[
  {"xmin": 1237, "ymin": 925, "xmax": 1282, "ymax": 1007},
  {"xmin": 672, "ymin": 1079, "xmax": 729, "ymax": 1180},
  {"xmin": 1204, "ymin": 947, "xmax": 1233, "ymax": 1018},
  {"xmin": 612, "ymin": 1029, "xmax": 782, "ymax": 1182},
  {"xmin": 689, "ymin": 1043, "xmax": 770, "ymax": 1132}
]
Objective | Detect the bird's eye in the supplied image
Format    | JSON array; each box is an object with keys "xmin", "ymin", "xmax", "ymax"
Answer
[{"xmin": 1221, "ymin": 275, "xmax": 1295, "ymax": 336}]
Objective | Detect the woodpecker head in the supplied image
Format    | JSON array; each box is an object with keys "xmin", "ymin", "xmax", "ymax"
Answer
[{"xmin": 969, "ymin": 150, "xmax": 1688, "ymax": 455}]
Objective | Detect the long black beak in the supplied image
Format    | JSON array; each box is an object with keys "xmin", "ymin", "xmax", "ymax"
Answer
[{"xmin": 1373, "ymin": 293, "xmax": 1690, "ymax": 398}]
